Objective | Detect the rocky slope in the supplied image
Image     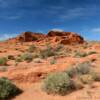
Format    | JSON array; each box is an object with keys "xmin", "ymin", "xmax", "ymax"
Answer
[{"xmin": 6, "ymin": 30, "xmax": 85, "ymax": 45}]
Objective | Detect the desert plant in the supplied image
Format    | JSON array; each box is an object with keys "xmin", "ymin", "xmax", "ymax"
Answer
[
  {"xmin": 21, "ymin": 53, "xmax": 33, "ymax": 62},
  {"xmin": 15, "ymin": 57, "xmax": 22, "ymax": 62},
  {"xmin": 89, "ymin": 71, "xmax": 100, "ymax": 82},
  {"xmin": 79, "ymin": 74, "xmax": 94, "ymax": 84},
  {"xmin": 42, "ymin": 72, "xmax": 76, "ymax": 95},
  {"xmin": 0, "ymin": 77, "xmax": 22, "ymax": 99},
  {"xmin": 50, "ymin": 57, "xmax": 56, "ymax": 65},
  {"xmin": 0, "ymin": 57, "xmax": 7, "ymax": 66},
  {"xmin": 28, "ymin": 44, "xmax": 36, "ymax": 53},
  {"xmin": 40, "ymin": 46, "xmax": 55, "ymax": 59},
  {"xmin": 0, "ymin": 66, "xmax": 7, "ymax": 72},
  {"xmin": 74, "ymin": 51, "xmax": 87, "ymax": 58},
  {"xmin": 76, "ymin": 61, "xmax": 91, "ymax": 75},
  {"xmin": 65, "ymin": 67, "xmax": 78, "ymax": 78},
  {"xmin": 55, "ymin": 44, "xmax": 64, "ymax": 52},
  {"xmin": 87, "ymin": 51, "xmax": 97, "ymax": 55}
]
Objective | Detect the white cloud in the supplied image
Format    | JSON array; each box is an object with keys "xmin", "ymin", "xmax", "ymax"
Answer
[
  {"xmin": 0, "ymin": 33, "xmax": 17, "ymax": 41},
  {"xmin": 50, "ymin": 28, "xmax": 64, "ymax": 32},
  {"xmin": 91, "ymin": 28, "xmax": 100, "ymax": 33}
]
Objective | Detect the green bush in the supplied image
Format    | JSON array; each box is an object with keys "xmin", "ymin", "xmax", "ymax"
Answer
[
  {"xmin": 0, "ymin": 66, "xmax": 7, "ymax": 72},
  {"xmin": 76, "ymin": 61, "xmax": 91, "ymax": 75},
  {"xmin": 90, "ymin": 71, "xmax": 100, "ymax": 82},
  {"xmin": 87, "ymin": 51, "xmax": 97, "ymax": 55},
  {"xmin": 50, "ymin": 57, "xmax": 56, "ymax": 65},
  {"xmin": 65, "ymin": 62, "xmax": 91, "ymax": 78},
  {"xmin": 0, "ymin": 57, "xmax": 7, "ymax": 66},
  {"xmin": 15, "ymin": 57, "xmax": 22, "ymax": 62},
  {"xmin": 28, "ymin": 44, "xmax": 36, "ymax": 53},
  {"xmin": 55, "ymin": 44, "xmax": 64, "ymax": 52},
  {"xmin": 74, "ymin": 51, "xmax": 87, "ymax": 58},
  {"xmin": 79, "ymin": 74, "xmax": 94, "ymax": 84},
  {"xmin": 42, "ymin": 72, "xmax": 76, "ymax": 95},
  {"xmin": 65, "ymin": 67, "xmax": 78, "ymax": 78},
  {"xmin": 40, "ymin": 46, "xmax": 55, "ymax": 59},
  {"xmin": 0, "ymin": 77, "xmax": 22, "ymax": 99},
  {"xmin": 21, "ymin": 53, "xmax": 33, "ymax": 62}
]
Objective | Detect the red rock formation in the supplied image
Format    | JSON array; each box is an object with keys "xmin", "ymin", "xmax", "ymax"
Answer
[
  {"xmin": 17, "ymin": 31, "xmax": 46, "ymax": 42},
  {"xmin": 47, "ymin": 31, "xmax": 84, "ymax": 44},
  {"xmin": 5, "ymin": 30, "xmax": 85, "ymax": 45}
]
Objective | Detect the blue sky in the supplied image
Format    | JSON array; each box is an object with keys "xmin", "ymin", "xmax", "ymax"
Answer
[{"xmin": 0, "ymin": 0, "xmax": 100, "ymax": 40}]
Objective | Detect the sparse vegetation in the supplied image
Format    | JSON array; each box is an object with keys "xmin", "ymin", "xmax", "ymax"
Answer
[
  {"xmin": 0, "ymin": 77, "xmax": 22, "ymax": 99},
  {"xmin": 27, "ymin": 44, "xmax": 36, "ymax": 53},
  {"xmin": 7, "ymin": 55, "xmax": 15, "ymax": 60},
  {"xmin": 0, "ymin": 57, "xmax": 7, "ymax": 66},
  {"xmin": 74, "ymin": 51, "xmax": 87, "ymax": 57},
  {"xmin": 15, "ymin": 57, "xmax": 22, "ymax": 62},
  {"xmin": 42, "ymin": 72, "xmax": 76, "ymax": 95},
  {"xmin": 76, "ymin": 61, "xmax": 91, "ymax": 75},
  {"xmin": 87, "ymin": 51, "xmax": 97, "ymax": 55},
  {"xmin": 0, "ymin": 66, "xmax": 7, "ymax": 72},
  {"xmin": 65, "ymin": 67, "xmax": 78, "ymax": 78},
  {"xmin": 40, "ymin": 45, "xmax": 55, "ymax": 59},
  {"xmin": 79, "ymin": 74, "xmax": 94, "ymax": 84},
  {"xmin": 42, "ymin": 61, "xmax": 100, "ymax": 95},
  {"xmin": 21, "ymin": 53, "xmax": 33, "ymax": 62},
  {"xmin": 50, "ymin": 57, "xmax": 56, "ymax": 65}
]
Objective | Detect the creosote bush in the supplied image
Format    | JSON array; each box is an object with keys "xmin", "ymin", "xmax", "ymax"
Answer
[
  {"xmin": 79, "ymin": 74, "xmax": 94, "ymax": 84},
  {"xmin": 42, "ymin": 72, "xmax": 76, "ymax": 95},
  {"xmin": 40, "ymin": 46, "xmax": 55, "ymax": 59},
  {"xmin": 76, "ymin": 61, "xmax": 91, "ymax": 75},
  {"xmin": 0, "ymin": 57, "xmax": 7, "ymax": 66},
  {"xmin": 0, "ymin": 77, "xmax": 22, "ymax": 99},
  {"xmin": 74, "ymin": 51, "xmax": 87, "ymax": 58},
  {"xmin": 42, "ymin": 61, "xmax": 100, "ymax": 96},
  {"xmin": 21, "ymin": 53, "xmax": 33, "ymax": 62},
  {"xmin": 65, "ymin": 61, "xmax": 91, "ymax": 78},
  {"xmin": 27, "ymin": 44, "xmax": 36, "ymax": 53}
]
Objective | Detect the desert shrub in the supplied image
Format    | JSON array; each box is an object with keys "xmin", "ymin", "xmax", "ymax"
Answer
[
  {"xmin": 40, "ymin": 46, "xmax": 55, "ymax": 59},
  {"xmin": 87, "ymin": 51, "xmax": 97, "ymax": 55},
  {"xmin": 15, "ymin": 57, "xmax": 22, "ymax": 62},
  {"xmin": 73, "ymin": 79, "xmax": 84, "ymax": 89},
  {"xmin": 50, "ymin": 57, "xmax": 56, "ymax": 65},
  {"xmin": 89, "ymin": 71, "xmax": 100, "ymax": 82},
  {"xmin": 0, "ymin": 66, "xmax": 7, "ymax": 72},
  {"xmin": 65, "ymin": 62, "xmax": 91, "ymax": 78},
  {"xmin": 0, "ymin": 57, "xmax": 7, "ymax": 66},
  {"xmin": 79, "ymin": 74, "xmax": 94, "ymax": 84},
  {"xmin": 33, "ymin": 58, "xmax": 42, "ymax": 63},
  {"xmin": 27, "ymin": 44, "xmax": 36, "ymax": 53},
  {"xmin": 0, "ymin": 77, "xmax": 22, "ymax": 99},
  {"xmin": 55, "ymin": 44, "xmax": 64, "ymax": 52},
  {"xmin": 21, "ymin": 53, "xmax": 33, "ymax": 62},
  {"xmin": 74, "ymin": 51, "xmax": 87, "ymax": 58},
  {"xmin": 42, "ymin": 72, "xmax": 76, "ymax": 95},
  {"xmin": 76, "ymin": 61, "xmax": 91, "ymax": 75},
  {"xmin": 7, "ymin": 55, "xmax": 15, "ymax": 60},
  {"xmin": 65, "ymin": 67, "xmax": 78, "ymax": 78}
]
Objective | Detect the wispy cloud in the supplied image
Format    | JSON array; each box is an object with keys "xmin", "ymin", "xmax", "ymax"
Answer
[
  {"xmin": 0, "ymin": 33, "xmax": 17, "ymax": 41},
  {"xmin": 91, "ymin": 28, "xmax": 100, "ymax": 33},
  {"xmin": 50, "ymin": 28, "xmax": 64, "ymax": 32},
  {"xmin": 45, "ymin": 5, "xmax": 99, "ymax": 21}
]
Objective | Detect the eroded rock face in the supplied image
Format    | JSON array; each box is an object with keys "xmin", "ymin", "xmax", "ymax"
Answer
[
  {"xmin": 47, "ymin": 31, "xmax": 84, "ymax": 44},
  {"xmin": 17, "ymin": 32, "xmax": 46, "ymax": 42},
  {"xmin": 6, "ymin": 30, "xmax": 85, "ymax": 44}
]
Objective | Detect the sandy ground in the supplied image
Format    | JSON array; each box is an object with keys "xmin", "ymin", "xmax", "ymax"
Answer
[{"xmin": 0, "ymin": 41, "xmax": 100, "ymax": 100}]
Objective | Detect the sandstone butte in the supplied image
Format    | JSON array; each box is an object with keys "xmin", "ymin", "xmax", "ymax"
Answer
[{"xmin": 6, "ymin": 30, "xmax": 85, "ymax": 44}]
